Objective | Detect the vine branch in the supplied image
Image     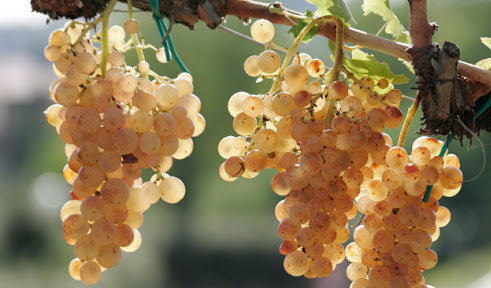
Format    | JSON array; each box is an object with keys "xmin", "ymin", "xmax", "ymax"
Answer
[
  {"xmin": 31, "ymin": 0, "xmax": 491, "ymax": 91},
  {"xmin": 408, "ymin": 0, "xmax": 435, "ymax": 48}
]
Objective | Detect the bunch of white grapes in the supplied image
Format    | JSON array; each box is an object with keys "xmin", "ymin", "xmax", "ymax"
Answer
[
  {"xmin": 217, "ymin": 18, "xmax": 460, "ymax": 284},
  {"xmin": 44, "ymin": 18, "xmax": 204, "ymax": 285},
  {"xmin": 345, "ymin": 136, "xmax": 461, "ymax": 288}
]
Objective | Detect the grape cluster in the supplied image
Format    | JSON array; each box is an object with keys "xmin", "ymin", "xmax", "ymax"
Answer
[
  {"xmin": 218, "ymin": 19, "xmax": 412, "ymax": 279},
  {"xmin": 45, "ymin": 19, "xmax": 204, "ymax": 284},
  {"xmin": 346, "ymin": 136, "xmax": 462, "ymax": 288}
]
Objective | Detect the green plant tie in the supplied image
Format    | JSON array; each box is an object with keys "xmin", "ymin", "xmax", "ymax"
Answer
[{"xmin": 149, "ymin": 0, "xmax": 190, "ymax": 73}]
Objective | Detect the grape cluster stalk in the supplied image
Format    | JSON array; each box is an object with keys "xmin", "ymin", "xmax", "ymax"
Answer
[
  {"xmin": 218, "ymin": 19, "xmax": 463, "ymax": 287},
  {"xmin": 44, "ymin": 14, "xmax": 204, "ymax": 284}
]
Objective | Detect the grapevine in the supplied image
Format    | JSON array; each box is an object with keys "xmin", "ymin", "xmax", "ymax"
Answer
[
  {"xmin": 44, "ymin": 0, "xmax": 205, "ymax": 284},
  {"xmin": 29, "ymin": 0, "xmax": 490, "ymax": 286}
]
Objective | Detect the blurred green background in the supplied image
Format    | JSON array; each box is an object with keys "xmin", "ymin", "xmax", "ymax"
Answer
[{"xmin": 0, "ymin": 0, "xmax": 489, "ymax": 287}]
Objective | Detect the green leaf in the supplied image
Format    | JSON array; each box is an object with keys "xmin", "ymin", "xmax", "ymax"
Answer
[
  {"xmin": 362, "ymin": 0, "xmax": 410, "ymax": 44},
  {"xmin": 307, "ymin": 0, "xmax": 353, "ymax": 23},
  {"xmin": 287, "ymin": 12, "xmax": 319, "ymax": 43},
  {"xmin": 399, "ymin": 59, "xmax": 415, "ymax": 74},
  {"xmin": 328, "ymin": 41, "xmax": 409, "ymax": 84},
  {"xmin": 481, "ymin": 37, "xmax": 491, "ymax": 50},
  {"xmin": 476, "ymin": 58, "xmax": 491, "ymax": 70},
  {"xmin": 307, "ymin": 0, "xmax": 330, "ymax": 17},
  {"xmin": 345, "ymin": 49, "xmax": 409, "ymax": 84}
]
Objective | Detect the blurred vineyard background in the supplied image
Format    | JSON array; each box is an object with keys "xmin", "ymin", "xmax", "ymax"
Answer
[{"xmin": 0, "ymin": 0, "xmax": 490, "ymax": 287}]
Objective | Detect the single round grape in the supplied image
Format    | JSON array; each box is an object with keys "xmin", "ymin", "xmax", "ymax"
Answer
[
  {"xmin": 44, "ymin": 44, "xmax": 62, "ymax": 62},
  {"xmin": 172, "ymin": 138, "xmax": 193, "ymax": 159},
  {"xmin": 79, "ymin": 261, "xmax": 101, "ymax": 285},
  {"xmin": 435, "ymin": 206, "xmax": 451, "ymax": 227},
  {"xmin": 80, "ymin": 196, "xmax": 106, "ymax": 221},
  {"xmin": 91, "ymin": 219, "xmax": 117, "ymax": 245},
  {"xmin": 271, "ymin": 172, "xmax": 291, "ymax": 196},
  {"xmin": 67, "ymin": 258, "xmax": 85, "ymax": 282},
  {"xmin": 345, "ymin": 242, "xmax": 363, "ymax": 262},
  {"xmin": 74, "ymin": 234, "xmax": 100, "ymax": 261},
  {"xmin": 96, "ymin": 244, "xmax": 121, "ymax": 268},
  {"xmin": 258, "ymin": 50, "xmax": 280, "ymax": 74},
  {"xmin": 346, "ymin": 262, "xmax": 368, "ymax": 281},
  {"xmin": 159, "ymin": 176, "xmax": 185, "ymax": 204},
  {"xmin": 60, "ymin": 200, "xmax": 82, "ymax": 221},
  {"xmin": 74, "ymin": 52, "xmax": 96, "ymax": 74},
  {"xmin": 243, "ymin": 149, "xmax": 267, "ymax": 172},
  {"xmin": 114, "ymin": 223, "xmax": 135, "ymax": 247},
  {"xmin": 121, "ymin": 229, "xmax": 142, "ymax": 252},
  {"xmin": 386, "ymin": 147, "xmax": 409, "ymax": 170},
  {"xmin": 108, "ymin": 50, "xmax": 125, "ymax": 66},
  {"xmin": 242, "ymin": 95, "xmax": 264, "ymax": 117},
  {"xmin": 311, "ymin": 257, "xmax": 333, "ymax": 277},
  {"xmin": 243, "ymin": 55, "xmax": 261, "ymax": 77},
  {"xmin": 156, "ymin": 83, "xmax": 180, "ymax": 110},
  {"xmin": 49, "ymin": 29, "xmax": 71, "ymax": 46},
  {"xmin": 124, "ymin": 18, "xmax": 140, "ymax": 34},
  {"xmin": 284, "ymin": 64, "xmax": 309, "ymax": 89},
  {"xmin": 177, "ymin": 94, "xmax": 201, "ymax": 117},
  {"xmin": 174, "ymin": 77, "xmax": 194, "ymax": 96},
  {"xmin": 398, "ymin": 203, "xmax": 422, "ymax": 228},
  {"xmin": 306, "ymin": 59, "xmax": 325, "ymax": 77},
  {"xmin": 233, "ymin": 112, "xmax": 257, "ymax": 136},
  {"xmin": 323, "ymin": 243, "xmax": 346, "ymax": 265},
  {"xmin": 439, "ymin": 166, "xmax": 463, "ymax": 189},
  {"xmin": 385, "ymin": 89, "xmax": 403, "ymax": 106},
  {"xmin": 293, "ymin": 90, "xmax": 311, "ymax": 108},
  {"xmin": 272, "ymin": 92, "xmax": 296, "ymax": 116},
  {"xmin": 54, "ymin": 80, "xmax": 79, "ymax": 106},
  {"xmin": 279, "ymin": 240, "xmax": 298, "ymax": 256},
  {"xmin": 418, "ymin": 249, "xmax": 438, "ymax": 270},
  {"xmin": 250, "ymin": 19, "xmax": 275, "ymax": 43},
  {"xmin": 63, "ymin": 214, "xmax": 89, "ymax": 239},
  {"xmin": 112, "ymin": 128, "xmax": 138, "ymax": 154},
  {"xmin": 340, "ymin": 96, "xmax": 363, "ymax": 118},
  {"xmin": 351, "ymin": 278, "xmax": 371, "ymax": 288},
  {"xmin": 124, "ymin": 210, "xmax": 143, "ymax": 229},
  {"xmin": 156, "ymin": 47, "xmax": 169, "ymax": 63},
  {"xmin": 367, "ymin": 180, "xmax": 389, "ymax": 201},
  {"xmin": 443, "ymin": 153, "xmax": 460, "ymax": 168},
  {"xmin": 372, "ymin": 230, "xmax": 395, "ymax": 253},
  {"xmin": 108, "ymin": 25, "xmax": 125, "ymax": 42},
  {"xmin": 385, "ymin": 107, "xmax": 403, "ymax": 128},
  {"xmin": 228, "ymin": 91, "xmax": 249, "ymax": 117},
  {"xmin": 66, "ymin": 66, "xmax": 89, "ymax": 86},
  {"xmin": 224, "ymin": 156, "xmax": 245, "ymax": 178},
  {"xmin": 283, "ymin": 251, "xmax": 310, "ymax": 276},
  {"xmin": 328, "ymin": 81, "xmax": 348, "ymax": 101},
  {"xmin": 353, "ymin": 226, "xmax": 374, "ymax": 250}
]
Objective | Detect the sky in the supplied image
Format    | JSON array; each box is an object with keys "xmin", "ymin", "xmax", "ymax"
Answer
[{"xmin": 0, "ymin": 0, "xmax": 47, "ymax": 28}]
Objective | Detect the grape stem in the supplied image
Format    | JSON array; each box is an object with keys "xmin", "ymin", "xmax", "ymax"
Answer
[
  {"xmin": 325, "ymin": 17, "xmax": 344, "ymax": 129},
  {"xmin": 72, "ymin": 16, "xmax": 104, "ymax": 48},
  {"xmin": 127, "ymin": 0, "xmax": 148, "ymax": 78},
  {"xmin": 397, "ymin": 95, "xmax": 421, "ymax": 148},
  {"xmin": 218, "ymin": 25, "xmax": 288, "ymax": 55},
  {"xmin": 269, "ymin": 15, "xmax": 336, "ymax": 94},
  {"xmin": 100, "ymin": 0, "xmax": 119, "ymax": 78}
]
